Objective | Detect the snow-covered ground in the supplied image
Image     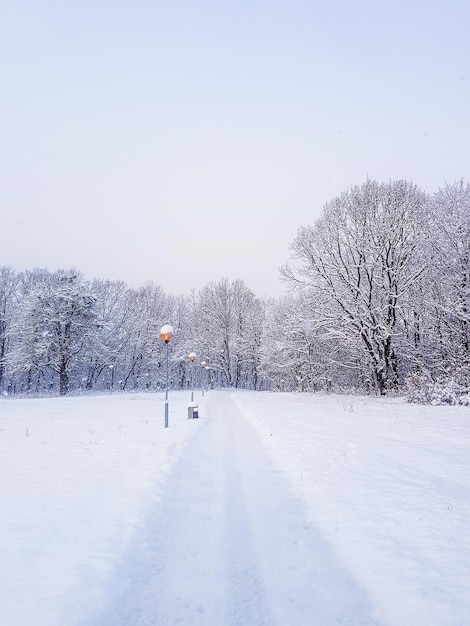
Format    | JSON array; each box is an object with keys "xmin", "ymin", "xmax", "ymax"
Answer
[{"xmin": 1, "ymin": 390, "xmax": 469, "ymax": 625}]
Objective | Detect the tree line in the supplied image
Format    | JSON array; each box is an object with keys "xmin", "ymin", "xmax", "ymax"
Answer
[
  {"xmin": 0, "ymin": 270, "xmax": 266, "ymax": 396},
  {"xmin": 1, "ymin": 178, "xmax": 469, "ymax": 402}
]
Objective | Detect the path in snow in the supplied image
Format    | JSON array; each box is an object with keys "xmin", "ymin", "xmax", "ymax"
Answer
[{"xmin": 83, "ymin": 391, "xmax": 380, "ymax": 626}]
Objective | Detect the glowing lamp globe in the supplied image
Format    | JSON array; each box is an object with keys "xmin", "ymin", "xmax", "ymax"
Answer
[{"xmin": 160, "ymin": 325, "xmax": 174, "ymax": 344}]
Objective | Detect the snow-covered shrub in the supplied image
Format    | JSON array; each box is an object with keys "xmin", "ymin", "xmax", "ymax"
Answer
[
  {"xmin": 406, "ymin": 370, "xmax": 465, "ymax": 405},
  {"xmin": 430, "ymin": 380, "xmax": 460, "ymax": 406},
  {"xmin": 405, "ymin": 370, "xmax": 434, "ymax": 404},
  {"xmin": 459, "ymin": 393, "xmax": 470, "ymax": 406}
]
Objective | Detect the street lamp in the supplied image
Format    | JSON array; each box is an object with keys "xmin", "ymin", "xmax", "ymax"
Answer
[
  {"xmin": 189, "ymin": 352, "xmax": 196, "ymax": 401},
  {"xmin": 109, "ymin": 364, "xmax": 114, "ymax": 394},
  {"xmin": 160, "ymin": 324, "xmax": 174, "ymax": 428},
  {"xmin": 200, "ymin": 361, "xmax": 206, "ymax": 396},
  {"xmin": 205, "ymin": 364, "xmax": 211, "ymax": 391}
]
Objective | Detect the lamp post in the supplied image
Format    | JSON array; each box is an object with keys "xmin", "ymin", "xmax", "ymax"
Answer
[
  {"xmin": 109, "ymin": 364, "xmax": 114, "ymax": 394},
  {"xmin": 189, "ymin": 352, "xmax": 196, "ymax": 401},
  {"xmin": 160, "ymin": 325, "xmax": 173, "ymax": 428},
  {"xmin": 200, "ymin": 361, "xmax": 207, "ymax": 396}
]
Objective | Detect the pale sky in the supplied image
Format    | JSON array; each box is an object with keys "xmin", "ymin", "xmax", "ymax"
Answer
[{"xmin": 2, "ymin": 0, "xmax": 469, "ymax": 297}]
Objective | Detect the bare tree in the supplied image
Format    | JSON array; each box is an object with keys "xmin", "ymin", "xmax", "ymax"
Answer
[
  {"xmin": 0, "ymin": 267, "xmax": 19, "ymax": 391},
  {"xmin": 192, "ymin": 278, "xmax": 264, "ymax": 389},
  {"xmin": 424, "ymin": 180, "xmax": 470, "ymax": 387},
  {"xmin": 8, "ymin": 269, "xmax": 96, "ymax": 395},
  {"xmin": 283, "ymin": 179, "xmax": 427, "ymax": 394}
]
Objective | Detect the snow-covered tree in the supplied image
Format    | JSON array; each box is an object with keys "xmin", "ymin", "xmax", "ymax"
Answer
[
  {"xmin": 81, "ymin": 278, "xmax": 131, "ymax": 390},
  {"xmin": 194, "ymin": 278, "xmax": 236, "ymax": 387},
  {"xmin": 0, "ymin": 266, "xmax": 19, "ymax": 391},
  {"xmin": 7, "ymin": 269, "xmax": 97, "ymax": 394},
  {"xmin": 230, "ymin": 279, "xmax": 265, "ymax": 389},
  {"xmin": 192, "ymin": 278, "xmax": 265, "ymax": 389},
  {"xmin": 118, "ymin": 282, "xmax": 169, "ymax": 391},
  {"xmin": 260, "ymin": 292, "xmax": 356, "ymax": 392},
  {"xmin": 414, "ymin": 180, "xmax": 470, "ymax": 392},
  {"xmin": 283, "ymin": 179, "xmax": 427, "ymax": 394}
]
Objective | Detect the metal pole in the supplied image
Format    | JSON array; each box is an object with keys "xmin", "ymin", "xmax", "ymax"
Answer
[
  {"xmin": 191, "ymin": 360, "xmax": 194, "ymax": 402},
  {"xmin": 201, "ymin": 361, "xmax": 206, "ymax": 397},
  {"xmin": 164, "ymin": 341, "xmax": 169, "ymax": 428}
]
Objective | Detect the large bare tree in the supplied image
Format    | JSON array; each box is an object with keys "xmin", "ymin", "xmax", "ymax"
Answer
[{"xmin": 283, "ymin": 179, "xmax": 427, "ymax": 394}]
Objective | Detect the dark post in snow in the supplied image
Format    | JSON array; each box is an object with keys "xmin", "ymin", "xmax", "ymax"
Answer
[{"xmin": 160, "ymin": 325, "xmax": 174, "ymax": 428}]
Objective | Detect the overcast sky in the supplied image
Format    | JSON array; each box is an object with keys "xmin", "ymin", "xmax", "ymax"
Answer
[{"xmin": 2, "ymin": 0, "xmax": 469, "ymax": 297}]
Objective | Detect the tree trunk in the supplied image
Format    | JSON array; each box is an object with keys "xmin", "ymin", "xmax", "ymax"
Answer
[{"xmin": 59, "ymin": 357, "xmax": 69, "ymax": 395}]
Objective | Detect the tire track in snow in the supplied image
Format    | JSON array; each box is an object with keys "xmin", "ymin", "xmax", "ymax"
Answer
[
  {"xmin": 221, "ymin": 398, "xmax": 273, "ymax": 626},
  {"xmin": 83, "ymin": 391, "xmax": 380, "ymax": 626},
  {"xmin": 217, "ymin": 391, "xmax": 380, "ymax": 626}
]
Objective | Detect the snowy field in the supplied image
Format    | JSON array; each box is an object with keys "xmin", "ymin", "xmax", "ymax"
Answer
[{"xmin": 1, "ymin": 390, "xmax": 469, "ymax": 626}]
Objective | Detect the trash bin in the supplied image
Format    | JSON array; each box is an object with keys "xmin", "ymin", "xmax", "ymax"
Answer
[{"xmin": 188, "ymin": 402, "xmax": 198, "ymax": 419}]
